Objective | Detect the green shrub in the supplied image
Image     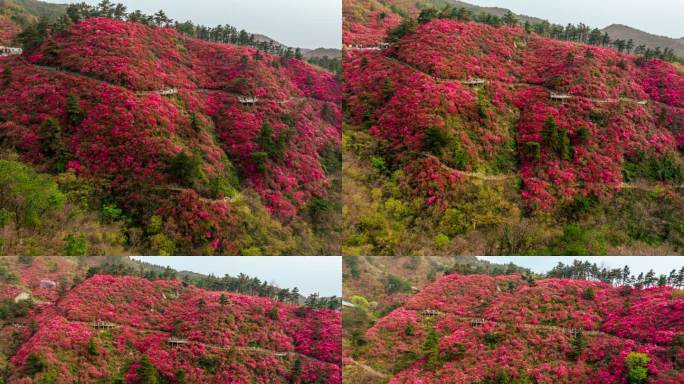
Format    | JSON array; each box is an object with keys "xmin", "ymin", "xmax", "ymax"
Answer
[
  {"xmin": 385, "ymin": 275, "xmax": 412, "ymax": 294},
  {"xmin": 149, "ymin": 233, "xmax": 175, "ymax": 256},
  {"xmin": 147, "ymin": 215, "xmax": 163, "ymax": 235},
  {"xmin": 625, "ymin": 352, "xmax": 650, "ymax": 384},
  {"xmin": 63, "ymin": 234, "xmax": 87, "ymax": 256},
  {"xmin": 0, "ymin": 159, "xmax": 66, "ymax": 228},
  {"xmin": 421, "ymin": 127, "xmax": 450, "ymax": 155},
  {"xmin": 101, "ymin": 204, "xmax": 123, "ymax": 223},
  {"xmin": 524, "ymin": 141, "xmax": 541, "ymax": 161},
  {"xmin": 166, "ymin": 151, "xmax": 202, "ymax": 186},
  {"xmin": 433, "ymin": 233, "xmax": 450, "ymax": 249}
]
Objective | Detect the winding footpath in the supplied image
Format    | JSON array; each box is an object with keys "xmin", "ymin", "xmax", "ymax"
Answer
[
  {"xmin": 18, "ymin": 59, "xmax": 325, "ymax": 105},
  {"xmin": 348, "ymin": 47, "xmax": 682, "ymax": 110}
]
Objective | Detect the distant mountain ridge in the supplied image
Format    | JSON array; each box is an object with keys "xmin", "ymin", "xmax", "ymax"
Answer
[{"xmin": 602, "ymin": 23, "xmax": 684, "ymax": 58}]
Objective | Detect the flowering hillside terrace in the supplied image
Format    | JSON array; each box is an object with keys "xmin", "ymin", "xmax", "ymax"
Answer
[
  {"xmin": 0, "ymin": 17, "xmax": 341, "ymax": 254},
  {"xmin": 344, "ymin": 18, "xmax": 684, "ymax": 212},
  {"xmin": 358, "ymin": 273, "xmax": 684, "ymax": 383},
  {"xmin": 4, "ymin": 274, "xmax": 341, "ymax": 383}
]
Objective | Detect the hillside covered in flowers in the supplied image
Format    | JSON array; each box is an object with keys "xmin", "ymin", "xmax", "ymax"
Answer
[
  {"xmin": 0, "ymin": 15, "xmax": 341, "ymax": 255},
  {"xmin": 0, "ymin": 257, "xmax": 342, "ymax": 383},
  {"xmin": 343, "ymin": 4, "xmax": 684, "ymax": 256},
  {"xmin": 348, "ymin": 272, "xmax": 684, "ymax": 383}
]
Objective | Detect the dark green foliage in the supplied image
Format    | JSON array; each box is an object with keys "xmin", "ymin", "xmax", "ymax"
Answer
[
  {"xmin": 165, "ymin": 151, "xmax": 202, "ymax": 186},
  {"xmin": 622, "ymin": 153, "xmax": 684, "ymax": 183},
  {"xmin": 575, "ymin": 126, "xmax": 590, "ymax": 143},
  {"xmin": 568, "ymin": 331, "xmax": 588, "ymax": 361},
  {"xmin": 88, "ymin": 338, "xmax": 98, "ymax": 355},
  {"xmin": 550, "ymin": 224, "xmax": 607, "ymax": 256},
  {"xmin": 381, "ymin": 77, "xmax": 395, "ymax": 101},
  {"xmin": 0, "ymin": 159, "xmax": 66, "ymax": 229},
  {"xmin": 524, "ymin": 141, "xmax": 541, "ymax": 161},
  {"xmin": 290, "ymin": 358, "xmax": 302, "ymax": 383},
  {"xmin": 189, "ymin": 112, "xmax": 203, "ymax": 132},
  {"xmin": 66, "ymin": 93, "xmax": 85, "ymax": 126},
  {"xmin": 589, "ymin": 110, "xmax": 609, "ymax": 127},
  {"xmin": 345, "ymin": 256, "xmax": 360, "ymax": 279},
  {"xmin": 542, "ymin": 117, "xmax": 571, "ymax": 160},
  {"xmin": 219, "ymin": 293, "xmax": 228, "ymax": 305},
  {"xmin": 254, "ymin": 122, "xmax": 294, "ymax": 167},
  {"xmin": 137, "ymin": 355, "xmax": 160, "ymax": 384},
  {"xmin": 0, "ymin": 299, "xmax": 33, "ymax": 320},
  {"xmin": 198, "ymin": 356, "xmax": 220, "ymax": 373},
  {"xmin": 0, "ymin": 264, "xmax": 18, "ymax": 283},
  {"xmin": 63, "ymin": 234, "xmax": 87, "ymax": 256},
  {"xmin": 268, "ymin": 306, "xmax": 279, "ymax": 320},
  {"xmin": 37, "ymin": 117, "xmax": 69, "ymax": 171},
  {"xmin": 422, "ymin": 330, "xmax": 441, "ymax": 371},
  {"xmin": 24, "ymin": 353, "xmax": 46, "ymax": 375},
  {"xmin": 306, "ymin": 56, "xmax": 341, "ymax": 76},
  {"xmin": 387, "ymin": 18, "xmax": 417, "ymax": 43},
  {"xmin": 422, "ymin": 127, "xmax": 450, "ymax": 155},
  {"xmin": 16, "ymin": 17, "xmax": 51, "ymax": 51},
  {"xmin": 385, "ymin": 274, "xmax": 412, "ymax": 294},
  {"xmin": 174, "ymin": 369, "xmax": 187, "ymax": 384},
  {"xmin": 583, "ymin": 288, "xmax": 595, "ymax": 300},
  {"xmin": 404, "ymin": 324, "xmax": 415, "ymax": 336},
  {"xmin": 484, "ymin": 332, "xmax": 503, "ymax": 348},
  {"xmin": 2, "ymin": 65, "xmax": 11, "ymax": 85}
]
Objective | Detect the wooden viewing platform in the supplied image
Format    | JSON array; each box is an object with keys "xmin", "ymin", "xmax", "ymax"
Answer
[
  {"xmin": 0, "ymin": 46, "xmax": 22, "ymax": 56},
  {"xmin": 159, "ymin": 88, "xmax": 178, "ymax": 96},
  {"xmin": 462, "ymin": 78, "xmax": 486, "ymax": 86},
  {"xmin": 470, "ymin": 318, "xmax": 486, "ymax": 327},
  {"xmin": 167, "ymin": 338, "xmax": 191, "ymax": 346},
  {"xmin": 421, "ymin": 309, "xmax": 441, "ymax": 317},
  {"xmin": 550, "ymin": 92, "xmax": 573, "ymax": 101},
  {"xmin": 238, "ymin": 96, "xmax": 259, "ymax": 104},
  {"xmin": 89, "ymin": 321, "xmax": 117, "ymax": 329}
]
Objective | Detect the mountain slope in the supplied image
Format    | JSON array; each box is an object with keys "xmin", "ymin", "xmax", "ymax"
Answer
[
  {"xmin": 353, "ymin": 273, "xmax": 684, "ymax": 383},
  {"xmin": 603, "ymin": 24, "xmax": 684, "ymax": 58},
  {"xmin": 0, "ymin": 257, "xmax": 342, "ymax": 383},
  {"xmin": 343, "ymin": 16, "xmax": 684, "ymax": 255},
  {"xmin": 0, "ymin": 0, "xmax": 64, "ymax": 44},
  {"xmin": 0, "ymin": 17, "xmax": 341, "ymax": 255}
]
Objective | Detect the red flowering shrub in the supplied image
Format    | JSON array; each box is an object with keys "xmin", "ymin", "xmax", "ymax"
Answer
[
  {"xmin": 344, "ymin": 18, "xmax": 683, "ymax": 212},
  {"xmin": 362, "ymin": 273, "xmax": 684, "ymax": 383},
  {"xmin": 0, "ymin": 17, "xmax": 341, "ymax": 252},
  {"xmin": 8, "ymin": 274, "xmax": 341, "ymax": 383}
]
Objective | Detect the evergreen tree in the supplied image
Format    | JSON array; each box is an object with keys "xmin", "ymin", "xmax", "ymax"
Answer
[{"xmin": 137, "ymin": 355, "xmax": 160, "ymax": 384}]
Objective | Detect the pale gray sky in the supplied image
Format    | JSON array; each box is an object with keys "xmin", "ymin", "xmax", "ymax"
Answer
[
  {"xmin": 53, "ymin": 0, "xmax": 341, "ymax": 49},
  {"xmin": 466, "ymin": 0, "xmax": 684, "ymax": 38},
  {"xmin": 132, "ymin": 256, "xmax": 342, "ymax": 297},
  {"xmin": 479, "ymin": 256, "xmax": 684, "ymax": 276}
]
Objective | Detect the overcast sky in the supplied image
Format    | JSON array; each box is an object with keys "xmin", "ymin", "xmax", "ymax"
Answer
[
  {"xmin": 53, "ymin": 0, "xmax": 341, "ymax": 49},
  {"xmin": 132, "ymin": 256, "xmax": 342, "ymax": 297},
  {"xmin": 466, "ymin": 0, "xmax": 684, "ymax": 38},
  {"xmin": 479, "ymin": 256, "xmax": 684, "ymax": 276}
]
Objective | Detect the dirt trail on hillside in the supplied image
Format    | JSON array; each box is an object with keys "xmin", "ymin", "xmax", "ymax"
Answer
[
  {"xmin": 68, "ymin": 319, "xmax": 332, "ymax": 364},
  {"xmin": 355, "ymin": 51, "xmax": 681, "ymax": 110},
  {"xmin": 420, "ymin": 153, "xmax": 683, "ymax": 192},
  {"xmin": 21, "ymin": 59, "xmax": 325, "ymax": 104},
  {"xmin": 348, "ymin": 358, "xmax": 390, "ymax": 379},
  {"xmin": 408, "ymin": 309, "xmax": 664, "ymax": 347}
]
